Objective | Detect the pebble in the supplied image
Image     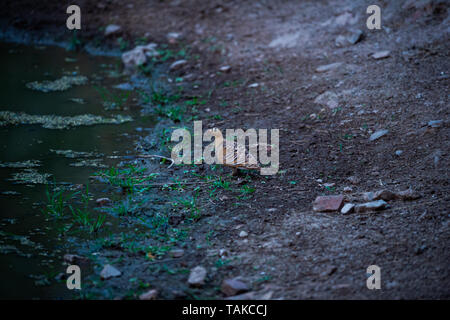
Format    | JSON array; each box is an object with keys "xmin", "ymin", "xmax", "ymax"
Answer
[
  {"xmin": 248, "ymin": 83, "xmax": 259, "ymax": 88},
  {"xmin": 63, "ymin": 254, "xmax": 89, "ymax": 264},
  {"xmin": 354, "ymin": 200, "xmax": 387, "ymax": 213},
  {"xmin": 219, "ymin": 66, "xmax": 231, "ymax": 73},
  {"xmin": 239, "ymin": 230, "xmax": 248, "ymax": 238},
  {"xmin": 139, "ymin": 289, "xmax": 158, "ymax": 300},
  {"xmin": 341, "ymin": 203, "xmax": 355, "ymax": 215},
  {"xmin": 169, "ymin": 59, "xmax": 188, "ymax": 71},
  {"xmin": 188, "ymin": 266, "xmax": 207, "ymax": 287},
  {"xmin": 221, "ymin": 278, "xmax": 250, "ymax": 296},
  {"xmin": 313, "ymin": 195, "xmax": 345, "ymax": 212},
  {"xmin": 372, "ymin": 50, "xmax": 391, "ymax": 60},
  {"xmin": 104, "ymin": 24, "xmax": 121, "ymax": 36},
  {"xmin": 369, "ymin": 129, "xmax": 389, "ymax": 141},
  {"xmin": 395, "ymin": 188, "xmax": 420, "ymax": 200},
  {"xmin": 428, "ymin": 120, "xmax": 443, "ymax": 128},
  {"xmin": 314, "ymin": 91, "xmax": 339, "ymax": 109},
  {"xmin": 373, "ymin": 189, "xmax": 396, "ymax": 201},
  {"xmin": 395, "ymin": 150, "xmax": 403, "ymax": 156},
  {"xmin": 343, "ymin": 186, "xmax": 353, "ymax": 193},
  {"xmin": 169, "ymin": 249, "xmax": 185, "ymax": 258},
  {"xmin": 100, "ymin": 264, "xmax": 122, "ymax": 280},
  {"xmin": 315, "ymin": 62, "xmax": 343, "ymax": 73}
]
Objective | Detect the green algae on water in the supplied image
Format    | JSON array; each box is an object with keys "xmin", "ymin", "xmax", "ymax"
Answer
[
  {"xmin": 50, "ymin": 149, "xmax": 104, "ymax": 159},
  {"xmin": 9, "ymin": 169, "xmax": 52, "ymax": 184},
  {"xmin": 0, "ymin": 160, "xmax": 41, "ymax": 168},
  {"xmin": 0, "ymin": 111, "xmax": 133, "ymax": 129},
  {"xmin": 26, "ymin": 75, "xmax": 88, "ymax": 92}
]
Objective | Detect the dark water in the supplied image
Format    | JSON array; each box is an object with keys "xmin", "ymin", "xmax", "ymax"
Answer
[{"xmin": 0, "ymin": 42, "xmax": 153, "ymax": 299}]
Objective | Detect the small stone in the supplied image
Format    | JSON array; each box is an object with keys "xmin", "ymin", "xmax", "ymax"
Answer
[
  {"xmin": 348, "ymin": 29, "xmax": 363, "ymax": 44},
  {"xmin": 313, "ymin": 195, "xmax": 345, "ymax": 212},
  {"xmin": 315, "ymin": 62, "xmax": 343, "ymax": 73},
  {"xmin": 341, "ymin": 203, "xmax": 355, "ymax": 215},
  {"xmin": 239, "ymin": 230, "xmax": 248, "ymax": 238},
  {"xmin": 395, "ymin": 188, "xmax": 420, "ymax": 201},
  {"xmin": 372, "ymin": 50, "xmax": 390, "ymax": 60},
  {"xmin": 323, "ymin": 182, "xmax": 336, "ymax": 188},
  {"xmin": 369, "ymin": 129, "xmax": 389, "ymax": 141},
  {"xmin": 100, "ymin": 264, "xmax": 121, "ymax": 280},
  {"xmin": 139, "ymin": 289, "xmax": 158, "ymax": 300},
  {"xmin": 169, "ymin": 60, "xmax": 187, "ymax": 71},
  {"xmin": 395, "ymin": 150, "xmax": 403, "ymax": 156},
  {"xmin": 373, "ymin": 189, "xmax": 396, "ymax": 201},
  {"xmin": 343, "ymin": 186, "xmax": 353, "ymax": 193},
  {"xmin": 167, "ymin": 32, "xmax": 182, "ymax": 44},
  {"xmin": 428, "ymin": 120, "xmax": 443, "ymax": 128},
  {"xmin": 221, "ymin": 278, "xmax": 250, "ymax": 296},
  {"xmin": 63, "ymin": 254, "xmax": 89, "ymax": 264},
  {"xmin": 347, "ymin": 176, "xmax": 360, "ymax": 184},
  {"xmin": 188, "ymin": 266, "xmax": 207, "ymax": 287},
  {"xmin": 104, "ymin": 24, "xmax": 121, "ymax": 36},
  {"xmin": 96, "ymin": 197, "xmax": 111, "ymax": 207},
  {"xmin": 354, "ymin": 200, "xmax": 388, "ymax": 213},
  {"xmin": 248, "ymin": 83, "xmax": 259, "ymax": 88},
  {"xmin": 169, "ymin": 249, "xmax": 185, "ymax": 258},
  {"xmin": 314, "ymin": 91, "xmax": 339, "ymax": 109},
  {"xmin": 219, "ymin": 66, "xmax": 231, "ymax": 73}
]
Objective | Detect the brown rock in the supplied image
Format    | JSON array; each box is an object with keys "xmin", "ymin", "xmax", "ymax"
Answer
[
  {"xmin": 313, "ymin": 195, "xmax": 345, "ymax": 212},
  {"xmin": 395, "ymin": 188, "xmax": 420, "ymax": 200},
  {"xmin": 63, "ymin": 254, "xmax": 89, "ymax": 265},
  {"xmin": 373, "ymin": 190, "xmax": 396, "ymax": 201},
  {"xmin": 221, "ymin": 278, "xmax": 250, "ymax": 296}
]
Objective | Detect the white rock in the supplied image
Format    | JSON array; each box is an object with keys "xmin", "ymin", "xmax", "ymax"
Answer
[
  {"xmin": 104, "ymin": 24, "xmax": 121, "ymax": 37},
  {"xmin": 188, "ymin": 266, "xmax": 207, "ymax": 287},
  {"xmin": 248, "ymin": 83, "xmax": 259, "ymax": 88},
  {"xmin": 355, "ymin": 200, "xmax": 388, "ymax": 213},
  {"xmin": 372, "ymin": 51, "xmax": 391, "ymax": 60},
  {"xmin": 369, "ymin": 129, "xmax": 389, "ymax": 141},
  {"xmin": 315, "ymin": 62, "xmax": 343, "ymax": 73},
  {"xmin": 100, "ymin": 264, "xmax": 121, "ymax": 280},
  {"xmin": 169, "ymin": 59, "xmax": 187, "ymax": 71},
  {"xmin": 220, "ymin": 66, "xmax": 231, "ymax": 73},
  {"xmin": 314, "ymin": 91, "xmax": 339, "ymax": 109},
  {"xmin": 341, "ymin": 203, "xmax": 355, "ymax": 215},
  {"xmin": 122, "ymin": 43, "xmax": 158, "ymax": 68},
  {"xmin": 239, "ymin": 230, "xmax": 248, "ymax": 238}
]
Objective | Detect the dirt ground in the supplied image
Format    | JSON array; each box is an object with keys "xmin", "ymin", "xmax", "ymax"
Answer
[{"xmin": 0, "ymin": 0, "xmax": 449, "ymax": 299}]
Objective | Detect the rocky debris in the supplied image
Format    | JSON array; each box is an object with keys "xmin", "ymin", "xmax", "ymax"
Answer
[
  {"xmin": 395, "ymin": 188, "xmax": 421, "ymax": 200},
  {"xmin": 63, "ymin": 254, "xmax": 89, "ymax": 265},
  {"xmin": 104, "ymin": 24, "xmax": 121, "ymax": 36},
  {"xmin": 122, "ymin": 43, "xmax": 159, "ymax": 69},
  {"xmin": 219, "ymin": 65, "xmax": 231, "ymax": 73},
  {"xmin": 314, "ymin": 91, "xmax": 339, "ymax": 109},
  {"xmin": 96, "ymin": 198, "xmax": 111, "ymax": 207},
  {"xmin": 428, "ymin": 120, "xmax": 443, "ymax": 128},
  {"xmin": 169, "ymin": 249, "xmax": 185, "ymax": 258},
  {"xmin": 221, "ymin": 278, "xmax": 250, "ymax": 296},
  {"xmin": 139, "ymin": 289, "xmax": 158, "ymax": 300},
  {"xmin": 347, "ymin": 176, "xmax": 360, "ymax": 185},
  {"xmin": 354, "ymin": 200, "xmax": 388, "ymax": 213},
  {"xmin": 373, "ymin": 190, "xmax": 396, "ymax": 201},
  {"xmin": 169, "ymin": 59, "xmax": 187, "ymax": 71},
  {"xmin": 313, "ymin": 195, "xmax": 345, "ymax": 212},
  {"xmin": 315, "ymin": 62, "xmax": 343, "ymax": 73},
  {"xmin": 341, "ymin": 203, "xmax": 355, "ymax": 215},
  {"xmin": 239, "ymin": 230, "xmax": 248, "ymax": 238},
  {"xmin": 369, "ymin": 129, "xmax": 389, "ymax": 141},
  {"xmin": 219, "ymin": 249, "xmax": 229, "ymax": 259},
  {"xmin": 167, "ymin": 32, "xmax": 182, "ymax": 44},
  {"xmin": 335, "ymin": 30, "xmax": 363, "ymax": 47},
  {"xmin": 343, "ymin": 186, "xmax": 353, "ymax": 193},
  {"xmin": 348, "ymin": 29, "xmax": 364, "ymax": 44},
  {"xmin": 372, "ymin": 50, "xmax": 391, "ymax": 60},
  {"xmin": 187, "ymin": 266, "xmax": 207, "ymax": 287},
  {"xmin": 248, "ymin": 83, "xmax": 259, "ymax": 88},
  {"xmin": 100, "ymin": 264, "xmax": 122, "ymax": 280}
]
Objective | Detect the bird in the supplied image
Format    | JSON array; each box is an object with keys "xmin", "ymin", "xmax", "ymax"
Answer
[{"xmin": 210, "ymin": 128, "xmax": 271, "ymax": 176}]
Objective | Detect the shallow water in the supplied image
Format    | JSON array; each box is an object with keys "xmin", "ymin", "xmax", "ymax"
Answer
[{"xmin": 0, "ymin": 42, "xmax": 154, "ymax": 299}]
